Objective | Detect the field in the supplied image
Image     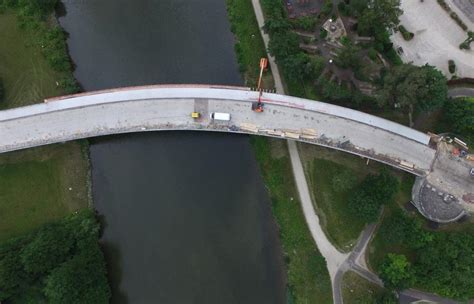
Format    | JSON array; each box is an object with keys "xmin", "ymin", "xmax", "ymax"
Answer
[
  {"xmin": 0, "ymin": 142, "xmax": 90, "ymax": 241},
  {"xmin": 0, "ymin": 13, "xmax": 63, "ymax": 109}
]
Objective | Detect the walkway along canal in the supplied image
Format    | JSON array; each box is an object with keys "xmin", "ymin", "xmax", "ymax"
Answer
[{"xmin": 58, "ymin": 0, "xmax": 286, "ymax": 303}]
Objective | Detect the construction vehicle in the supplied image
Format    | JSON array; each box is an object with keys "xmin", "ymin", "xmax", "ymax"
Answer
[
  {"xmin": 191, "ymin": 112, "xmax": 200, "ymax": 119},
  {"xmin": 252, "ymin": 58, "xmax": 268, "ymax": 113}
]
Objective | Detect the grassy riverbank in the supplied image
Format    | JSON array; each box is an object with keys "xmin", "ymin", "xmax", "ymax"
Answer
[
  {"xmin": 0, "ymin": 142, "xmax": 90, "ymax": 242},
  {"xmin": 226, "ymin": 0, "xmax": 332, "ymax": 302},
  {"xmin": 226, "ymin": 0, "xmax": 274, "ymax": 87},
  {"xmin": 0, "ymin": 9, "xmax": 89, "ymax": 241},
  {"xmin": 0, "ymin": 13, "xmax": 63, "ymax": 108},
  {"xmin": 252, "ymin": 137, "xmax": 332, "ymax": 303}
]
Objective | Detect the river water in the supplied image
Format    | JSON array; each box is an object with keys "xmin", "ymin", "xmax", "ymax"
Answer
[{"xmin": 58, "ymin": 0, "xmax": 285, "ymax": 303}]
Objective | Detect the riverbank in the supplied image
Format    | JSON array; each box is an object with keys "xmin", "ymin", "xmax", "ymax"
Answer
[
  {"xmin": 0, "ymin": 6, "xmax": 89, "ymax": 241},
  {"xmin": 226, "ymin": 0, "xmax": 333, "ymax": 302}
]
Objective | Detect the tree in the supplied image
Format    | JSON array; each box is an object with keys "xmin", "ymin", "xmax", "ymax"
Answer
[
  {"xmin": 0, "ymin": 238, "xmax": 28, "ymax": 300},
  {"xmin": 443, "ymin": 97, "xmax": 474, "ymax": 145},
  {"xmin": 348, "ymin": 170, "xmax": 398, "ymax": 223},
  {"xmin": 335, "ymin": 38, "xmax": 361, "ymax": 70},
  {"xmin": 356, "ymin": 0, "xmax": 403, "ymax": 36},
  {"xmin": 43, "ymin": 241, "xmax": 111, "ymax": 304},
  {"xmin": 377, "ymin": 64, "xmax": 447, "ymax": 113},
  {"xmin": 380, "ymin": 253, "xmax": 414, "ymax": 290},
  {"xmin": 414, "ymin": 233, "xmax": 474, "ymax": 300},
  {"xmin": 20, "ymin": 223, "xmax": 74, "ymax": 276}
]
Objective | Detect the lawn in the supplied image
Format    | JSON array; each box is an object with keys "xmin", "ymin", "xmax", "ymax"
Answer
[
  {"xmin": 342, "ymin": 271, "xmax": 388, "ymax": 303},
  {"xmin": 0, "ymin": 142, "xmax": 90, "ymax": 241},
  {"xmin": 298, "ymin": 144, "xmax": 416, "ymax": 252},
  {"xmin": 252, "ymin": 137, "xmax": 332, "ymax": 304},
  {"xmin": 0, "ymin": 12, "xmax": 63, "ymax": 109}
]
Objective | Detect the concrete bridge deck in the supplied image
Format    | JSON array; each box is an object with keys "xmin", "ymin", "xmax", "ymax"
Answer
[{"xmin": 0, "ymin": 85, "xmax": 436, "ymax": 176}]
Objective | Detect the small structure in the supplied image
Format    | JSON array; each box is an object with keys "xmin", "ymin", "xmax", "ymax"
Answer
[{"xmin": 322, "ymin": 17, "xmax": 347, "ymax": 42}]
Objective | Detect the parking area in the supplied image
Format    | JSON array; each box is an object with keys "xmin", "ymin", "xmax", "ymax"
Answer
[{"xmin": 391, "ymin": 0, "xmax": 474, "ymax": 78}]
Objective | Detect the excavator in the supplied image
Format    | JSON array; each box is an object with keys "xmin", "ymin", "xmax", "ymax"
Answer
[{"xmin": 251, "ymin": 58, "xmax": 268, "ymax": 113}]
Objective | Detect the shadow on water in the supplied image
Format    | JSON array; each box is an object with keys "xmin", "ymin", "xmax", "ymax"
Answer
[{"xmin": 100, "ymin": 240, "xmax": 129, "ymax": 304}]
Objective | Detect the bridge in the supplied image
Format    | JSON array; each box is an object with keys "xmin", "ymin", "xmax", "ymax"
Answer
[{"xmin": 0, "ymin": 85, "xmax": 472, "ymax": 221}]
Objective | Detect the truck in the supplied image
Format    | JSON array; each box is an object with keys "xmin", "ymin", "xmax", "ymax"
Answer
[{"xmin": 210, "ymin": 112, "xmax": 231, "ymax": 121}]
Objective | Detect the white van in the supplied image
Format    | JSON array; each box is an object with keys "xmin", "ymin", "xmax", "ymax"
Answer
[{"xmin": 210, "ymin": 112, "xmax": 231, "ymax": 121}]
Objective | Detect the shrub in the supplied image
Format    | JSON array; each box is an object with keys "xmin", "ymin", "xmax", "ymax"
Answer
[
  {"xmin": 448, "ymin": 60, "xmax": 456, "ymax": 73},
  {"xmin": 398, "ymin": 25, "xmax": 414, "ymax": 41},
  {"xmin": 320, "ymin": 0, "xmax": 333, "ymax": 18}
]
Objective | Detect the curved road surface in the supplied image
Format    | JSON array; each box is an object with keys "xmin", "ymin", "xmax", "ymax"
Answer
[{"xmin": 0, "ymin": 85, "xmax": 435, "ymax": 177}]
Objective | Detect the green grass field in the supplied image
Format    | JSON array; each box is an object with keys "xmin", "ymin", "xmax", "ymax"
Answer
[
  {"xmin": 342, "ymin": 271, "xmax": 388, "ymax": 303},
  {"xmin": 0, "ymin": 13, "xmax": 63, "ymax": 109},
  {"xmin": 252, "ymin": 137, "xmax": 332, "ymax": 304},
  {"xmin": 298, "ymin": 144, "xmax": 415, "ymax": 252},
  {"xmin": 0, "ymin": 142, "xmax": 90, "ymax": 241}
]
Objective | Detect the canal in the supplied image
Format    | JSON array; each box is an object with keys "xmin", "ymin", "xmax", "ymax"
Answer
[{"xmin": 58, "ymin": 0, "xmax": 286, "ymax": 303}]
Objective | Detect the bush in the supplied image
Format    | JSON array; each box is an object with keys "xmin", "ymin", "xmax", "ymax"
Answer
[
  {"xmin": 398, "ymin": 25, "xmax": 414, "ymax": 41},
  {"xmin": 448, "ymin": 60, "xmax": 456, "ymax": 73},
  {"xmin": 368, "ymin": 48, "xmax": 377, "ymax": 61},
  {"xmin": 380, "ymin": 254, "xmax": 415, "ymax": 290}
]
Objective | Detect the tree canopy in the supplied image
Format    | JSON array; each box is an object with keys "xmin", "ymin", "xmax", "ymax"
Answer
[
  {"xmin": 348, "ymin": 170, "xmax": 399, "ymax": 223},
  {"xmin": 377, "ymin": 64, "xmax": 447, "ymax": 111},
  {"xmin": 443, "ymin": 97, "xmax": 474, "ymax": 145},
  {"xmin": 0, "ymin": 210, "xmax": 110, "ymax": 303},
  {"xmin": 380, "ymin": 253, "xmax": 414, "ymax": 290},
  {"xmin": 349, "ymin": 0, "xmax": 402, "ymax": 36}
]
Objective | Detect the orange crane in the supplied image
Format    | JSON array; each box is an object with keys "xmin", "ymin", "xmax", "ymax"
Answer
[{"xmin": 252, "ymin": 58, "xmax": 268, "ymax": 113}]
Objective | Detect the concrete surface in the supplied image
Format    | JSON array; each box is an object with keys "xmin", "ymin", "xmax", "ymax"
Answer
[
  {"xmin": 391, "ymin": 0, "xmax": 474, "ymax": 78},
  {"xmin": 0, "ymin": 85, "xmax": 435, "ymax": 176}
]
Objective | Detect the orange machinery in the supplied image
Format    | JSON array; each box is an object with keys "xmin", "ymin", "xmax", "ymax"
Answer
[{"xmin": 252, "ymin": 58, "xmax": 268, "ymax": 113}]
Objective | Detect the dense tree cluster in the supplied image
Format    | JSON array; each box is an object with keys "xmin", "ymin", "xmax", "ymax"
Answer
[
  {"xmin": 443, "ymin": 97, "xmax": 474, "ymax": 145},
  {"xmin": 378, "ymin": 64, "xmax": 448, "ymax": 112},
  {"xmin": 261, "ymin": 0, "xmax": 325, "ymax": 83},
  {"xmin": 348, "ymin": 170, "xmax": 399, "ymax": 223},
  {"xmin": 377, "ymin": 211, "xmax": 474, "ymax": 300},
  {"xmin": 0, "ymin": 210, "xmax": 110, "ymax": 303},
  {"xmin": 0, "ymin": 0, "xmax": 58, "ymax": 19}
]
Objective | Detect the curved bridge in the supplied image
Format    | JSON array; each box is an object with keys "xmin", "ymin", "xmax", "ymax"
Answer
[
  {"xmin": 1, "ymin": 84, "xmax": 435, "ymax": 175},
  {"xmin": 2, "ymin": 84, "xmax": 472, "ymax": 221}
]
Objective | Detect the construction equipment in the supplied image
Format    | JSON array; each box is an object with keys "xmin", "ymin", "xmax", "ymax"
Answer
[
  {"xmin": 252, "ymin": 58, "xmax": 268, "ymax": 113},
  {"xmin": 191, "ymin": 112, "xmax": 200, "ymax": 119}
]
